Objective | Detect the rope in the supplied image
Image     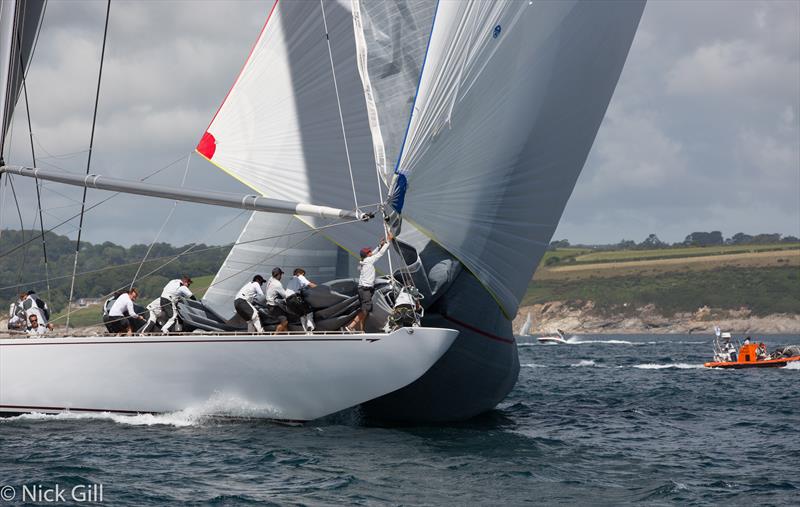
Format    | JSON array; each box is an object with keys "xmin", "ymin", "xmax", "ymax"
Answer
[
  {"xmin": 22, "ymin": 68, "xmax": 51, "ymax": 302},
  {"xmin": 129, "ymin": 153, "xmax": 192, "ymax": 288},
  {"xmin": 66, "ymin": 0, "xmax": 111, "ymax": 331},
  {"xmin": 6, "ymin": 175, "xmax": 27, "ymax": 292},
  {"xmin": 319, "ymin": 0, "xmax": 360, "ymax": 214}
]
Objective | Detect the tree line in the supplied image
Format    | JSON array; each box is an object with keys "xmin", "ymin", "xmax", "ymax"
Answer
[
  {"xmin": 1, "ymin": 229, "xmax": 231, "ymax": 313},
  {"xmin": 550, "ymin": 231, "xmax": 800, "ymax": 250}
]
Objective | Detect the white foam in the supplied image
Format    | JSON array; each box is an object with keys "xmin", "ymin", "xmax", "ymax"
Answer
[
  {"xmin": 0, "ymin": 393, "xmax": 283, "ymax": 427},
  {"xmin": 565, "ymin": 337, "xmax": 659, "ymax": 345},
  {"xmin": 633, "ymin": 363, "xmax": 705, "ymax": 370},
  {"xmin": 783, "ymin": 361, "xmax": 800, "ymax": 370},
  {"xmin": 521, "ymin": 363, "xmax": 547, "ymax": 368},
  {"xmin": 571, "ymin": 359, "xmax": 599, "ymax": 367}
]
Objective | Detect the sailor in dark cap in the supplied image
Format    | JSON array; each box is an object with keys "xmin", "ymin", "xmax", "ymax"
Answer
[
  {"xmin": 235, "ymin": 274, "xmax": 266, "ymax": 332},
  {"xmin": 265, "ymin": 267, "xmax": 289, "ymax": 333}
]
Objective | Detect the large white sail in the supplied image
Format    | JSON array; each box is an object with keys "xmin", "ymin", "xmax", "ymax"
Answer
[
  {"xmin": 354, "ymin": 0, "xmax": 645, "ymax": 316},
  {"xmin": 0, "ymin": 0, "xmax": 46, "ymax": 159},
  {"xmin": 196, "ymin": 0, "xmax": 383, "ymax": 260}
]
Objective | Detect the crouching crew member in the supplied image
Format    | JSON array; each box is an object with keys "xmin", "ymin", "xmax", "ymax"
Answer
[
  {"xmin": 160, "ymin": 275, "xmax": 194, "ymax": 334},
  {"xmin": 234, "ymin": 275, "xmax": 266, "ymax": 333},
  {"xmin": 285, "ymin": 268, "xmax": 316, "ymax": 331},
  {"xmin": 266, "ymin": 267, "xmax": 289, "ymax": 333},
  {"xmin": 107, "ymin": 288, "xmax": 145, "ymax": 335}
]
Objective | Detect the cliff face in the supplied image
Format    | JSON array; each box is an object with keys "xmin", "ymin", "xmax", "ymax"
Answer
[{"xmin": 514, "ymin": 301, "xmax": 800, "ymax": 335}]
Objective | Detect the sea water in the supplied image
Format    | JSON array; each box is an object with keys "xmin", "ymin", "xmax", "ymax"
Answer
[{"xmin": 1, "ymin": 334, "xmax": 797, "ymax": 505}]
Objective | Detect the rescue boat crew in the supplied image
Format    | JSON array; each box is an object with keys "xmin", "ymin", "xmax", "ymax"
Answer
[
  {"xmin": 234, "ymin": 275, "xmax": 266, "ymax": 332},
  {"xmin": 265, "ymin": 267, "xmax": 289, "ymax": 333},
  {"xmin": 159, "ymin": 275, "xmax": 194, "ymax": 333},
  {"xmin": 346, "ymin": 233, "xmax": 393, "ymax": 332}
]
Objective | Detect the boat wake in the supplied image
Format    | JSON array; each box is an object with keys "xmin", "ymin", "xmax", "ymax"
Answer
[
  {"xmin": 521, "ymin": 363, "xmax": 547, "ymax": 368},
  {"xmin": 0, "ymin": 394, "xmax": 284, "ymax": 427},
  {"xmin": 783, "ymin": 361, "xmax": 800, "ymax": 370},
  {"xmin": 633, "ymin": 363, "xmax": 705, "ymax": 370},
  {"xmin": 566, "ymin": 337, "xmax": 658, "ymax": 345},
  {"xmin": 571, "ymin": 359, "xmax": 601, "ymax": 367}
]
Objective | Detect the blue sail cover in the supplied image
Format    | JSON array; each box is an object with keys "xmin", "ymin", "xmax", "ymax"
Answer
[{"xmin": 354, "ymin": 0, "xmax": 646, "ymax": 317}]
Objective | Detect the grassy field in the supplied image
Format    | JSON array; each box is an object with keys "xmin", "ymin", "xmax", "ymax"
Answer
[
  {"xmin": 555, "ymin": 243, "xmax": 799, "ymax": 264},
  {"xmin": 528, "ymin": 245, "xmax": 800, "ymax": 316}
]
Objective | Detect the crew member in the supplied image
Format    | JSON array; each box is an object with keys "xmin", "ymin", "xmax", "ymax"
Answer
[
  {"xmin": 286, "ymin": 268, "xmax": 316, "ymax": 331},
  {"xmin": 26, "ymin": 313, "xmax": 49, "ymax": 336},
  {"xmin": 7, "ymin": 293, "xmax": 27, "ymax": 331},
  {"xmin": 107, "ymin": 288, "xmax": 145, "ymax": 335},
  {"xmin": 234, "ymin": 275, "xmax": 266, "ymax": 332},
  {"xmin": 160, "ymin": 275, "xmax": 194, "ymax": 333},
  {"xmin": 265, "ymin": 267, "xmax": 289, "ymax": 333},
  {"xmin": 23, "ymin": 290, "xmax": 51, "ymax": 328},
  {"xmin": 346, "ymin": 233, "xmax": 393, "ymax": 332}
]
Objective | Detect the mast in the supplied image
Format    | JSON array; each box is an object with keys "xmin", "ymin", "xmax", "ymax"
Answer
[{"xmin": 0, "ymin": 165, "xmax": 370, "ymax": 221}]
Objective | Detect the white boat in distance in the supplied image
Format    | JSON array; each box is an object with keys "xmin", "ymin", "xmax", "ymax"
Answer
[{"xmin": 538, "ymin": 329, "xmax": 569, "ymax": 345}]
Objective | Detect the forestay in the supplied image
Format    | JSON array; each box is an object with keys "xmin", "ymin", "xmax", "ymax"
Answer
[{"xmin": 353, "ymin": 0, "xmax": 645, "ymax": 316}]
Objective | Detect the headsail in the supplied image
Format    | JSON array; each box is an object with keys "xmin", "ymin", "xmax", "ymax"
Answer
[
  {"xmin": 196, "ymin": 0, "xmax": 383, "ymax": 259},
  {"xmin": 0, "ymin": 0, "xmax": 45, "ymax": 161},
  {"xmin": 354, "ymin": 0, "xmax": 645, "ymax": 316}
]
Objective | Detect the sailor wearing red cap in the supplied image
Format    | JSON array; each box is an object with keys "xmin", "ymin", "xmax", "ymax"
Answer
[{"xmin": 346, "ymin": 233, "xmax": 393, "ymax": 331}]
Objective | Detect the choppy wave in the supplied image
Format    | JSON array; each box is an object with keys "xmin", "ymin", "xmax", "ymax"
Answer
[
  {"xmin": 633, "ymin": 363, "xmax": 705, "ymax": 370},
  {"xmin": 521, "ymin": 363, "xmax": 547, "ymax": 368},
  {"xmin": 571, "ymin": 359, "xmax": 600, "ymax": 367}
]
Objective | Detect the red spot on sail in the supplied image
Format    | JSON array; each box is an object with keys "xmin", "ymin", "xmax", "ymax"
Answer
[{"xmin": 197, "ymin": 131, "xmax": 217, "ymax": 160}]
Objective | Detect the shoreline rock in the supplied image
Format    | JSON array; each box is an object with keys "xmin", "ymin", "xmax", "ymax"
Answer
[{"xmin": 514, "ymin": 301, "xmax": 800, "ymax": 335}]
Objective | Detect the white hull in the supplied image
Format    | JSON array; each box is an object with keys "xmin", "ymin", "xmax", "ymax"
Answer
[
  {"xmin": 0, "ymin": 328, "xmax": 457, "ymax": 422},
  {"xmin": 537, "ymin": 336, "xmax": 567, "ymax": 345}
]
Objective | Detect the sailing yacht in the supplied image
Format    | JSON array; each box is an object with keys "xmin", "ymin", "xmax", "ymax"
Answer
[{"xmin": 0, "ymin": 0, "xmax": 644, "ymax": 422}]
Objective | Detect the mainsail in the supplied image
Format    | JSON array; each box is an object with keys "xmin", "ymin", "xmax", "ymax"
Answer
[
  {"xmin": 0, "ymin": 0, "xmax": 46, "ymax": 160},
  {"xmin": 353, "ymin": 0, "xmax": 645, "ymax": 316}
]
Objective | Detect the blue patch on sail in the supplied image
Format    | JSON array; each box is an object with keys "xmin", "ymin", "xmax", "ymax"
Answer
[
  {"xmin": 493, "ymin": 25, "xmax": 501, "ymax": 39},
  {"xmin": 389, "ymin": 174, "xmax": 408, "ymax": 213}
]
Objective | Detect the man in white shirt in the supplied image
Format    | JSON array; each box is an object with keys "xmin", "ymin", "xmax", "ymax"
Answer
[
  {"xmin": 265, "ymin": 267, "xmax": 289, "ymax": 333},
  {"xmin": 346, "ymin": 233, "xmax": 393, "ymax": 332},
  {"xmin": 26, "ymin": 313, "xmax": 49, "ymax": 336},
  {"xmin": 159, "ymin": 275, "xmax": 194, "ymax": 334},
  {"xmin": 108, "ymin": 288, "xmax": 145, "ymax": 335},
  {"xmin": 234, "ymin": 275, "xmax": 266, "ymax": 332},
  {"xmin": 285, "ymin": 268, "xmax": 317, "ymax": 332},
  {"xmin": 23, "ymin": 291, "xmax": 50, "ymax": 328}
]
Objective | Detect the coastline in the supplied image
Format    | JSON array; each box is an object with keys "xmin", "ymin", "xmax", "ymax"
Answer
[{"xmin": 515, "ymin": 301, "xmax": 800, "ymax": 335}]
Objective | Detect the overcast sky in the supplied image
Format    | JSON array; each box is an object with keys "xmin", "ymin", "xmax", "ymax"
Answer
[{"xmin": 1, "ymin": 0, "xmax": 798, "ymax": 247}]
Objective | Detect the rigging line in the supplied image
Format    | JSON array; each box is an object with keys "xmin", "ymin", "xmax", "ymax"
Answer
[
  {"xmin": 2, "ymin": 215, "xmax": 365, "ymax": 294},
  {"xmin": 319, "ymin": 0, "xmax": 360, "ymax": 213},
  {"xmin": 129, "ymin": 153, "xmax": 192, "ymax": 288},
  {"xmin": 7, "ymin": 175, "xmax": 27, "ymax": 292},
  {"xmin": 66, "ymin": 0, "xmax": 111, "ymax": 331},
  {"xmin": 22, "ymin": 60, "xmax": 51, "ymax": 302}
]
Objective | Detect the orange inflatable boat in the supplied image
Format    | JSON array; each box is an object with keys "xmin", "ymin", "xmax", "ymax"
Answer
[{"xmin": 705, "ymin": 330, "xmax": 800, "ymax": 368}]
